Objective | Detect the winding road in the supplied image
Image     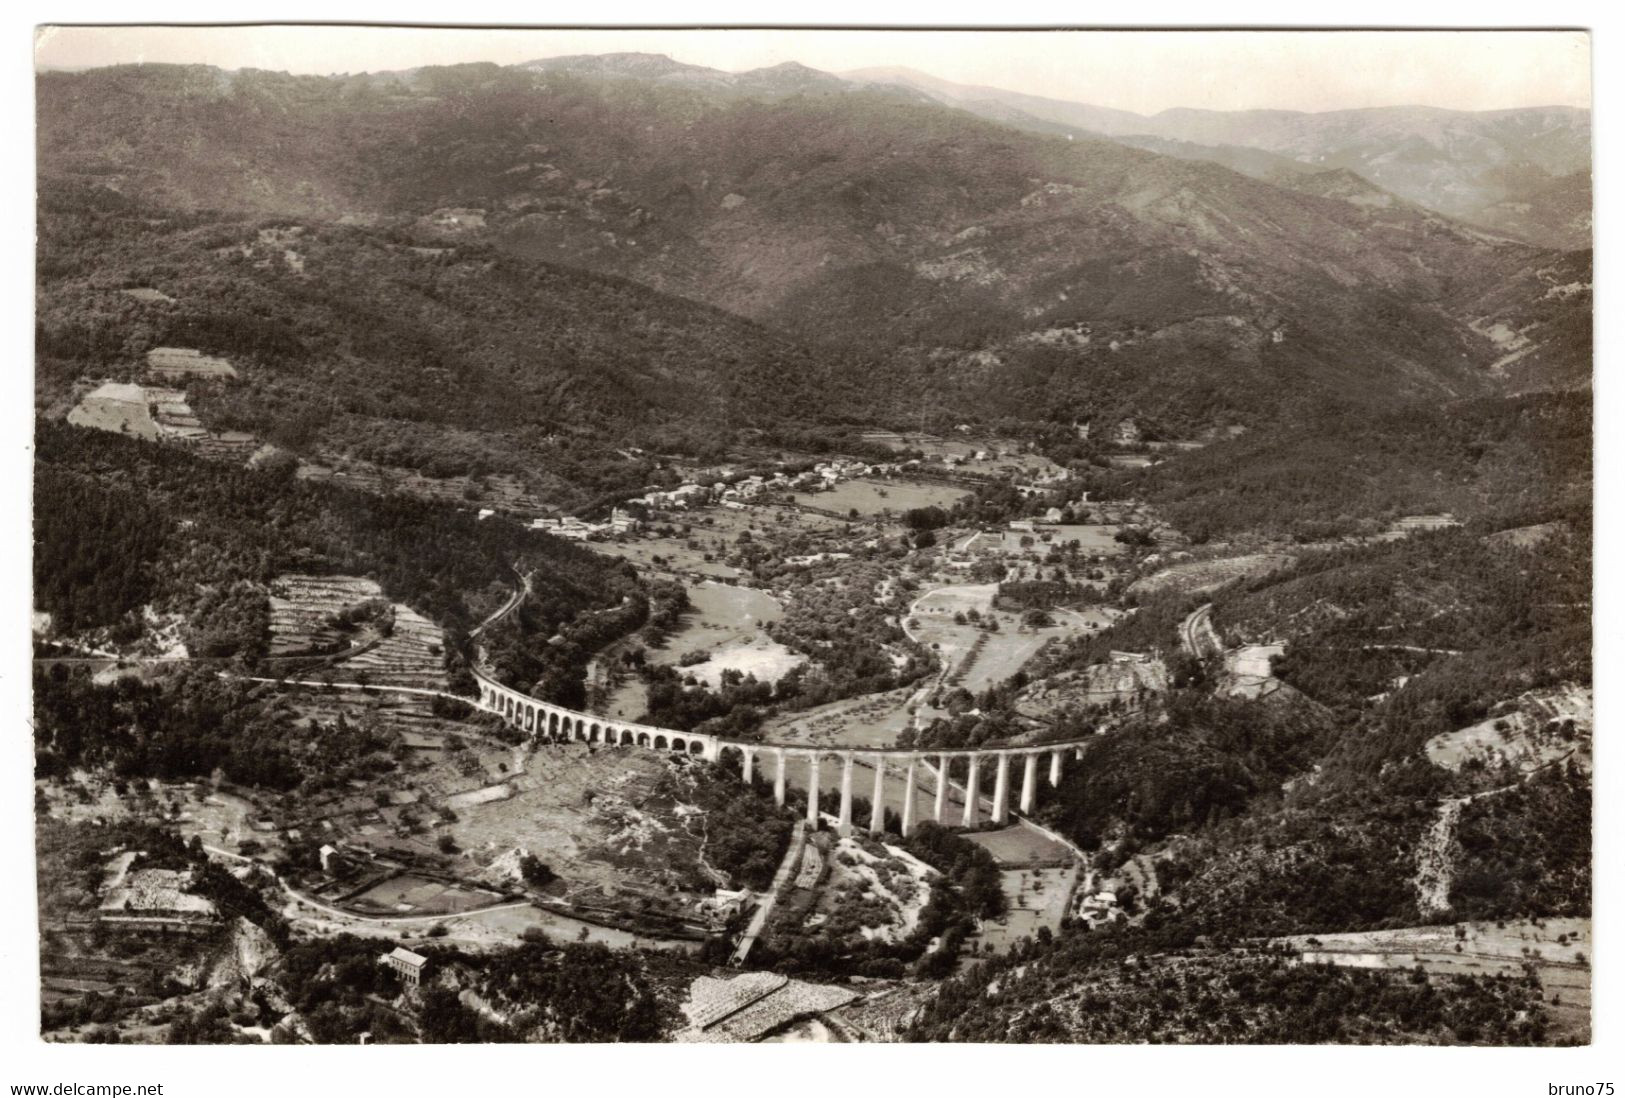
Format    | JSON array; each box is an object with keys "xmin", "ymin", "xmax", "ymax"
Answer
[{"xmin": 1180, "ymin": 602, "xmax": 1222, "ymax": 660}]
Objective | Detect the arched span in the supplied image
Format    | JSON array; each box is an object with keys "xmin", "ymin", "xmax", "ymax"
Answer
[{"xmin": 464, "ymin": 671, "xmax": 1097, "ymax": 786}]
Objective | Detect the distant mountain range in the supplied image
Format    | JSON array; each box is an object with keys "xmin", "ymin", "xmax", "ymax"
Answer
[
  {"xmin": 847, "ymin": 66, "xmax": 1592, "ymax": 250},
  {"xmin": 36, "ymin": 55, "xmax": 1591, "ymax": 445}
]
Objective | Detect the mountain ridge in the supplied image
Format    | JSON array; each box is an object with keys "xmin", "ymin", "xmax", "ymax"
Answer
[{"xmin": 36, "ymin": 60, "xmax": 1591, "ymax": 441}]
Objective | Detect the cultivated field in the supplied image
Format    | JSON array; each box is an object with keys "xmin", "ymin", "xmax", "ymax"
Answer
[
  {"xmin": 807, "ymin": 834, "xmax": 938, "ymax": 945},
  {"xmin": 908, "ymin": 583, "xmax": 1092, "ymax": 694},
  {"xmin": 971, "ymin": 525, "xmax": 1125, "ymax": 557},
  {"xmin": 1015, "ymin": 655, "xmax": 1167, "ymax": 719},
  {"xmin": 268, "ymin": 574, "xmax": 387, "ymax": 657},
  {"xmin": 65, "ymin": 379, "xmax": 260, "ymax": 461},
  {"xmin": 760, "ymin": 687, "xmax": 919, "ymax": 749},
  {"xmin": 653, "ymin": 582, "xmax": 787, "ymax": 665},
  {"xmin": 346, "ymin": 873, "xmax": 506, "ymax": 916},
  {"xmin": 268, "ymin": 686, "xmax": 475, "ymax": 756},
  {"xmin": 66, "ymin": 382, "xmax": 159, "ymax": 439},
  {"xmin": 145, "ymin": 346, "xmax": 238, "ymax": 380},
  {"xmin": 339, "ymin": 604, "xmax": 448, "ymax": 690},
  {"xmin": 793, "ymin": 478, "xmax": 968, "ymax": 517},
  {"xmin": 267, "ymin": 573, "xmax": 448, "ymax": 689},
  {"xmin": 1486, "ymin": 521, "xmax": 1568, "ymax": 550},
  {"xmin": 975, "ymin": 865, "xmax": 1079, "ymax": 955},
  {"xmin": 1424, "ymin": 684, "xmax": 1592, "ymax": 775},
  {"xmin": 959, "ymin": 827, "xmax": 1080, "ymax": 955},
  {"xmin": 677, "ymin": 972, "xmax": 858, "ymax": 1043},
  {"xmin": 1280, "ymin": 919, "xmax": 1591, "ymax": 1043},
  {"xmin": 119, "ymin": 287, "xmax": 175, "ymax": 304},
  {"xmin": 1222, "ymin": 643, "xmax": 1285, "ymax": 699},
  {"xmin": 858, "ymin": 431, "xmax": 1063, "ymax": 481},
  {"xmin": 592, "ymin": 505, "xmax": 845, "ymax": 580},
  {"xmin": 436, "ymin": 748, "xmax": 740, "ymax": 918},
  {"xmin": 965, "ymin": 824, "xmax": 1076, "ymax": 866},
  {"xmin": 1127, "ymin": 552, "xmax": 1295, "ymax": 598},
  {"xmin": 602, "ymin": 580, "xmax": 801, "ymax": 717}
]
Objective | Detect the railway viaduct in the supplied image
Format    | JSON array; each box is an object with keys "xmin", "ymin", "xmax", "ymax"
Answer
[{"xmin": 473, "ymin": 669, "xmax": 1082, "ymax": 837}]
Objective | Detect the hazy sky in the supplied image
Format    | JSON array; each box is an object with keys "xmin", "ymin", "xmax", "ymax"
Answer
[{"xmin": 34, "ymin": 26, "xmax": 1590, "ymax": 114}]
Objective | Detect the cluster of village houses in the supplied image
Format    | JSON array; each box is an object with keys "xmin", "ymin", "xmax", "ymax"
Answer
[{"xmin": 509, "ymin": 458, "xmax": 919, "ymax": 540}]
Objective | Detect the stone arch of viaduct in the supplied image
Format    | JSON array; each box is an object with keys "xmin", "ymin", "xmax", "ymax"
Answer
[{"xmin": 473, "ymin": 669, "xmax": 1085, "ymax": 838}]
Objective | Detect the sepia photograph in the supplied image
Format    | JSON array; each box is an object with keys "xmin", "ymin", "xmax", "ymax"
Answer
[{"xmin": 17, "ymin": 9, "xmax": 1606, "ymax": 1075}]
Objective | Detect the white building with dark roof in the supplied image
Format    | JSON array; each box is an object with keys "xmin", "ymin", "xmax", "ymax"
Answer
[{"xmin": 384, "ymin": 946, "xmax": 428, "ymax": 986}]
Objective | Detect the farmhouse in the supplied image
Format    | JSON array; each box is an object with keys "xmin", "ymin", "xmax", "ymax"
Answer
[
  {"xmin": 1109, "ymin": 650, "xmax": 1152, "ymax": 664},
  {"xmin": 698, "ymin": 888, "xmax": 752, "ymax": 920}
]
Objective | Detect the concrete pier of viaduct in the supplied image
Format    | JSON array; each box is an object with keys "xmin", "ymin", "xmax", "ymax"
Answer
[{"xmin": 474, "ymin": 669, "xmax": 1082, "ymax": 836}]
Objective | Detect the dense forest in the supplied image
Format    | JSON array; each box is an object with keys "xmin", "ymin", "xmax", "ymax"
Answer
[
  {"xmin": 34, "ymin": 420, "xmax": 651, "ymax": 787},
  {"xmin": 1098, "ymin": 391, "xmax": 1591, "ymax": 541},
  {"xmin": 168, "ymin": 932, "xmax": 674, "ymax": 1044},
  {"xmin": 35, "ymin": 664, "xmax": 415, "ymax": 791},
  {"xmin": 908, "ymin": 930, "xmax": 1553, "ymax": 1044},
  {"xmin": 35, "ymin": 420, "xmax": 641, "ymax": 661},
  {"xmin": 35, "ymin": 181, "xmax": 886, "ymax": 503}
]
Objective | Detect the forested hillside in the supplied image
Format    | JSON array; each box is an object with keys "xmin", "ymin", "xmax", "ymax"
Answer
[
  {"xmin": 1102, "ymin": 390, "xmax": 1590, "ymax": 541},
  {"xmin": 36, "ymin": 183, "xmax": 879, "ymax": 461},
  {"xmin": 37, "ymin": 62, "xmax": 1590, "ymax": 443},
  {"xmin": 34, "ymin": 420, "xmax": 642, "ymax": 658}
]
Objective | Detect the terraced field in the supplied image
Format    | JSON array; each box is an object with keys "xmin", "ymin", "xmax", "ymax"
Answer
[
  {"xmin": 1280, "ymin": 919, "xmax": 1591, "ymax": 1043},
  {"xmin": 145, "ymin": 346, "xmax": 237, "ymax": 380},
  {"xmin": 1015, "ymin": 657, "xmax": 1169, "ymax": 720},
  {"xmin": 1128, "ymin": 552, "xmax": 1295, "ymax": 599},
  {"xmin": 273, "ymin": 687, "xmax": 472, "ymax": 754},
  {"xmin": 64, "ymin": 379, "xmax": 259, "ymax": 460},
  {"xmin": 676, "ymin": 973, "xmax": 857, "ymax": 1042},
  {"xmin": 268, "ymin": 573, "xmax": 448, "ymax": 689},
  {"xmin": 268, "ymin": 574, "xmax": 386, "ymax": 657},
  {"xmin": 1424, "ymin": 685, "xmax": 1592, "ymax": 775},
  {"xmin": 340, "ymin": 604, "xmax": 448, "ymax": 690}
]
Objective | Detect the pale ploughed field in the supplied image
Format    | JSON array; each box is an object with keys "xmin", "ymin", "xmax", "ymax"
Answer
[{"xmin": 792, "ymin": 478, "xmax": 968, "ymax": 517}]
